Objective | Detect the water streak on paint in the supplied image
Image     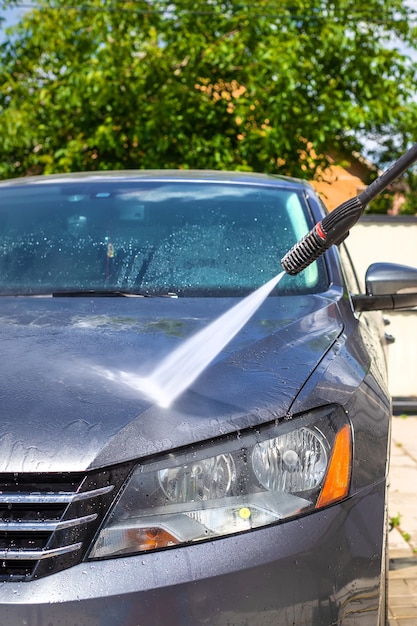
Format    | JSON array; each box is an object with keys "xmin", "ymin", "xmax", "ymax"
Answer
[{"xmin": 115, "ymin": 272, "xmax": 285, "ymax": 407}]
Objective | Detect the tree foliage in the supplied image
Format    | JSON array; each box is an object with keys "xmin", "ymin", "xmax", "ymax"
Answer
[{"xmin": 0, "ymin": 0, "xmax": 417, "ymax": 191}]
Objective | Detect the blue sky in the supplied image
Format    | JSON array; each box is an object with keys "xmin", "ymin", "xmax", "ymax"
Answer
[
  {"xmin": 0, "ymin": 3, "xmax": 26, "ymax": 35},
  {"xmin": 3, "ymin": 4, "xmax": 26, "ymax": 21}
]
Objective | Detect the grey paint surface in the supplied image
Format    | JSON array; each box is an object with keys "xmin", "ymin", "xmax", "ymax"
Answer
[{"xmin": 0, "ymin": 293, "xmax": 343, "ymax": 472}]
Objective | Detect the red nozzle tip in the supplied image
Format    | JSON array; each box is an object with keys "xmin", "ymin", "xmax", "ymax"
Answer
[{"xmin": 315, "ymin": 222, "xmax": 327, "ymax": 241}]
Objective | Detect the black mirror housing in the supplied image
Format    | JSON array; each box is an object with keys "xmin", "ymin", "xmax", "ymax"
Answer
[{"xmin": 352, "ymin": 262, "xmax": 417, "ymax": 312}]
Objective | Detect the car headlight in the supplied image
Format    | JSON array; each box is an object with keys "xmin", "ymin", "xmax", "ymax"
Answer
[{"xmin": 89, "ymin": 405, "xmax": 351, "ymax": 559}]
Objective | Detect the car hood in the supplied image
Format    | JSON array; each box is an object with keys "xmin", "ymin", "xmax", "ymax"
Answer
[{"xmin": 0, "ymin": 294, "xmax": 344, "ymax": 472}]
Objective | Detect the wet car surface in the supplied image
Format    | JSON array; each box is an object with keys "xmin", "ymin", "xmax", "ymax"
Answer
[{"xmin": 1, "ymin": 170, "xmax": 416, "ymax": 625}]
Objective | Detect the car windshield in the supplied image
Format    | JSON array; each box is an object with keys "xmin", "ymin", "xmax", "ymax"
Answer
[{"xmin": 0, "ymin": 179, "xmax": 328, "ymax": 297}]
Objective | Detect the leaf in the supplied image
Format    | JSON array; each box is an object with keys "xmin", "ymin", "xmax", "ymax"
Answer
[{"xmin": 0, "ymin": 0, "xmax": 416, "ymax": 181}]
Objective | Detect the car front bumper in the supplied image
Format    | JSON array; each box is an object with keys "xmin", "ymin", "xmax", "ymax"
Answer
[{"xmin": 0, "ymin": 480, "xmax": 386, "ymax": 626}]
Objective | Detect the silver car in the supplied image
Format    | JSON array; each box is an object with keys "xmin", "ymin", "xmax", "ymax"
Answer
[{"xmin": 1, "ymin": 170, "xmax": 417, "ymax": 625}]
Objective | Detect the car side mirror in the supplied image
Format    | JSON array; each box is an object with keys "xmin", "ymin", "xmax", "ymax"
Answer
[{"xmin": 352, "ymin": 262, "xmax": 417, "ymax": 312}]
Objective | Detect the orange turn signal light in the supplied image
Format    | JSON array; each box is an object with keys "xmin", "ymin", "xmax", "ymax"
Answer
[
  {"xmin": 316, "ymin": 424, "xmax": 352, "ymax": 508},
  {"xmin": 127, "ymin": 527, "xmax": 179, "ymax": 551}
]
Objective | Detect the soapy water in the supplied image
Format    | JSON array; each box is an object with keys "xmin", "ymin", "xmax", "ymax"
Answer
[{"xmin": 102, "ymin": 271, "xmax": 285, "ymax": 408}]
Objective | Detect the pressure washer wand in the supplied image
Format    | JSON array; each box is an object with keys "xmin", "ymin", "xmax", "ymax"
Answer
[{"xmin": 281, "ymin": 142, "xmax": 417, "ymax": 275}]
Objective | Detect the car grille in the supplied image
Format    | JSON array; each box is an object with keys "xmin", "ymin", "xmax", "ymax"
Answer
[{"xmin": 0, "ymin": 465, "xmax": 131, "ymax": 581}]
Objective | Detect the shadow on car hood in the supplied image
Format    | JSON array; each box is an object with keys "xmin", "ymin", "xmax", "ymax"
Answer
[{"xmin": 0, "ymin": 294, "xmax": 343, "ymax": 472}]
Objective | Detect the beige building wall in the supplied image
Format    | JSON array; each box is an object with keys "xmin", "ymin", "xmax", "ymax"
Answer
[
  {"xmin": 346, "ymin": 217, "xmax": 417, "ymax": 400},
  {"xmin": 311, "ymin": 166, "xmax": 367, "ymax": 211}
]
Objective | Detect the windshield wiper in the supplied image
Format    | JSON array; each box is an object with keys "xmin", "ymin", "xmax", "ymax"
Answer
[
  {"xmin": 0, "ymin": 290, "xmax": 179, "ymax": 298},
  {"xmin": 51, "ymin": 290, "xmax": 179, "ymax": 298}
]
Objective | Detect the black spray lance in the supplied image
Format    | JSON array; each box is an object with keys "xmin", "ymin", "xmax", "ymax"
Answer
[{"xmin": 281, "ymin": 142, "xmax": 417, "ymax": 275}]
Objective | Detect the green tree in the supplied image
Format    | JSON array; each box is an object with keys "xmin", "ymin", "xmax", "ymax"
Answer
[
  {"xmin": 0, "ymin": 0, "xmax": 417, "ymax": 183},
  {"xmin": 365, "ymin": 102, "xmax": 417, "ymax": 214}
]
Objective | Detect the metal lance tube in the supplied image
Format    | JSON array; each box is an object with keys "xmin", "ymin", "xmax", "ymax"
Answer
[{"xmin": 281, "ymin": 142, "xmax": 417, "ymax": 275}]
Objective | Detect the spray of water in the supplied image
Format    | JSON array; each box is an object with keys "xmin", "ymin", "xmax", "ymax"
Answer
[{"xmin": 103, "ymin": 271, "xmax": 285, "ymax": 407}]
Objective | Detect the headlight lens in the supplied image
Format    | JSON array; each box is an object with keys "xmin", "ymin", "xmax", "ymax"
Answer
[
  {"xmin": 159, "ymin": 453, "xmax": 237, "ymax": 502},
  {"xmin": 252, "ymin": 427, "xmax": 328, "ymax": 492},
  {"xmin": 89, "ymin": 406, "xmax": 351, "ymax": 559}
]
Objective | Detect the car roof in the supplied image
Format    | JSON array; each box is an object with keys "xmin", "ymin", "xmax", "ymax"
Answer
[{"xmin": 0, "ymin": 169, "xmax": 314, "ymax": 190}]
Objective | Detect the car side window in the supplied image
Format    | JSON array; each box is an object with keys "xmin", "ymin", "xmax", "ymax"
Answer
[{"xmin": 338, "ymin": 243, "xmax": 364, "ymax": 295}]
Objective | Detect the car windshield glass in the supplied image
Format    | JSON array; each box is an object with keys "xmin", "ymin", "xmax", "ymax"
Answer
[{"xmin": 0, "ymin": 179, "xmax": 328, "ymax": 296}]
